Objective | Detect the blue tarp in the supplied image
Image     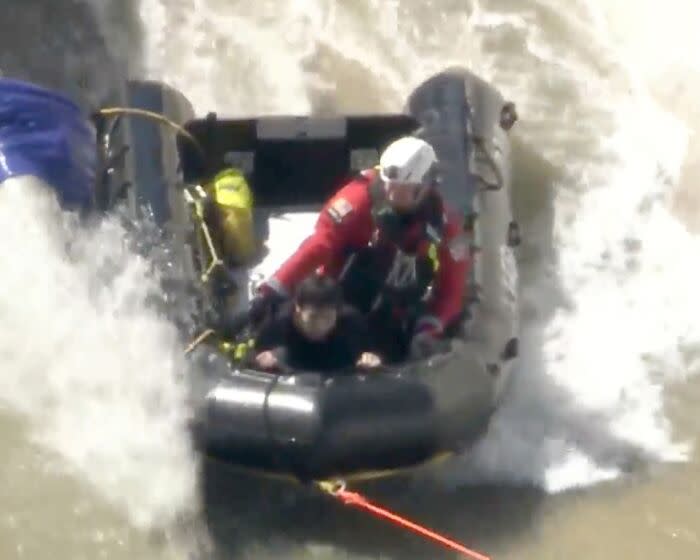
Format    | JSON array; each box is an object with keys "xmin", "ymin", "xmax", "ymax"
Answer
[{"xmin": 0, "ymin": 78, "xmax": 96, "ymax": 210}]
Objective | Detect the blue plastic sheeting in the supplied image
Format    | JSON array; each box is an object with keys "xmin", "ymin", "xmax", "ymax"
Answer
[{"xmin": 0, "ymin": 78, "xmax": 96, "ymax": 210}]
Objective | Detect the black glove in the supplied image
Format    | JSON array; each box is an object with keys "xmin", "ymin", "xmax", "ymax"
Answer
[
  {"xmin": 210, "ymin": 266, "xmax": 239, "ymax": 299},
  {"xmin": 213, "ymin": 308, "xmax": 251, "ymax": 340},
  {"xmin": 409, "ymin": 330, "xmax": 442, "ymax": 360},
  {"xmin": 248, "ymin": 288, "xmax": 285, "ymax": 327},
  {"xmin": 409, "ymin": 329, "xmax": 450, "ymax": 360}
]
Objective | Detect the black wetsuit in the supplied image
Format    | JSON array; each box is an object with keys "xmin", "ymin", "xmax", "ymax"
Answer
[{"xmin": 254, "ymin": 303, "xmax": 371, "ymax": 373}]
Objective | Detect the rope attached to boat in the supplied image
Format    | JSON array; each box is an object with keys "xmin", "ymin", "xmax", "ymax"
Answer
[
  {"xmin": 95, "ymin": 108, "xmax": 224, "ymax": 358},
  {"xmin": 95, "ymin": 107, "xmax": 205, "ymax": 159},
  {"xmin": 317, "ymin": 480, "xmax": 491, "ymax": 560},
  {"xmin": 184, "ymin": 329, "xmax": 215, "ymax": 355},
  {"xmin": 183, "ymin": 184, "xmax": 226, "ymax": 283},
  {"xmin": 97, "ymin": 107, "xmax": 226, "ymax": 285}
]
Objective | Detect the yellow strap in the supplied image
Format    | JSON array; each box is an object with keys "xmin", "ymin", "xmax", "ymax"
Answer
[
  {"xmin": 219, "ymin": 338, "xmax": 255, "ymax": 361},
  {"xmin": 317, "ymin": 479, "xmax": 346, "ymax": 495},
  {"xmin": 321, "ymin": 450, "xmax": 454, "ymax": 484},
  {"xmin": 428, "ymin": 243, "xmax": 439, "ymax": 272},
  {"xmin": 213, "ymin": 449, "xmax": 456, "ymax": 487},
  {"xmin": 235, "ymin": 339, "xmax": 255, "ymax": 360}
]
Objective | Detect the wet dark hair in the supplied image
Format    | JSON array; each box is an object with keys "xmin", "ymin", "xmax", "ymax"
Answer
[{"xmin": 294, "ymin": 274, "xmax": 342, "ymax": 308}]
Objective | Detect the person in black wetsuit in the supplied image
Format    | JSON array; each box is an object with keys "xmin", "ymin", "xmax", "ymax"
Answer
[{"xmin": 252, "ymin": 274, "xmax": 382, "ymax": 374}]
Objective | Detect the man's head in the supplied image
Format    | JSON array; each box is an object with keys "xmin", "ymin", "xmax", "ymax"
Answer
[
  {"xmin": 293, "ymin": 274, "xmax": 342, "ymax": 341},
  {"xmin": 378, "ymin": 136, "xmax": 439, "ymax": 214}
]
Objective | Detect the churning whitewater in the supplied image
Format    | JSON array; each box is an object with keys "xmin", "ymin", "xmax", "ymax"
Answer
[
  {"xmin": 1, "ymin": 0, "xmax": 699, "ymax": 548},
  {"xmin": 0, "ymin": 178, "xmax": 199, "ymax": 531}
]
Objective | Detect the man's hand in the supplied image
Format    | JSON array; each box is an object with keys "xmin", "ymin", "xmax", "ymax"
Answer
[
  {"xmin": 356, "ymin": 352, "xmax": 382, "ymax": 369},
  {"xmin": 255, "ymin": 350, "xmax": 279, "ymax": 371}
]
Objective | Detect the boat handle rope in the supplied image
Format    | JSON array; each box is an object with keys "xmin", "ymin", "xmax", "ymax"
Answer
[
  {"xmin": 317, "ymin": 480, "xmax": 491, "ymax": 560},
  {"xmin": 183, "ymin": 185, "xmax": 225, "ymax": 283},
  {"xmin": 97, "ymin": 106, "xmax": 226, "ymax": 357},
  {"xmin": 96, "ymin": 107, "xmax": 218, "ymax": 282},
  {"xmin": 184, "ymin": 329, "xmax": 215, "ymax": 356},
  {"xmin": 95, "ymin": 107, "xmax": 206, "ymax": 159}
]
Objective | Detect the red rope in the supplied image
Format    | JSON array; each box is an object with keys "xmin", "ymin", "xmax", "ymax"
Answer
[{"xmin": 328, "ymin": 486, "xmax": 491, "ymax": 560}]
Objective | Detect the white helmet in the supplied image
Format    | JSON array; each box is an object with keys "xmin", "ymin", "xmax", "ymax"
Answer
[{"xmin": 378, "ymin": 136, "xmax": 438, "ymax": 186}]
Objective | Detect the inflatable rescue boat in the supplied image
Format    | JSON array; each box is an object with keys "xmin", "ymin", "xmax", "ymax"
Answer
[{"xmin": 0, "ymin": 68, "xmax": 521, "ymax": 484}]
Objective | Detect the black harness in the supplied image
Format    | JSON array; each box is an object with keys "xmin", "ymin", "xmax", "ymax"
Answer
[{"xmin": 338, "ymin": 173, "xmax": 445, "ymax": 316}]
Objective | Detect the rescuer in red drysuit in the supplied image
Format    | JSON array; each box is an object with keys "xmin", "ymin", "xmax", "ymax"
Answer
[{"xmin": 249, "ymin": 136, "xmax": 471, "ymax": 362}]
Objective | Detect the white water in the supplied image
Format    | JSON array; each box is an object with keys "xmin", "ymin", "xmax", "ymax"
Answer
[
  {"xmin": 1, "ymin": 0, "xmax": 700, "ymax": 549},
  {"xmin": 0, "ymin": 178, "xmax": 199, "ymax": 531}
]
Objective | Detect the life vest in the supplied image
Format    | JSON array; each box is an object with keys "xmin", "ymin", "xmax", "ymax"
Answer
[{"xmin": 339, "ymin": 169, "xmax": 445, "ymax": 315}]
